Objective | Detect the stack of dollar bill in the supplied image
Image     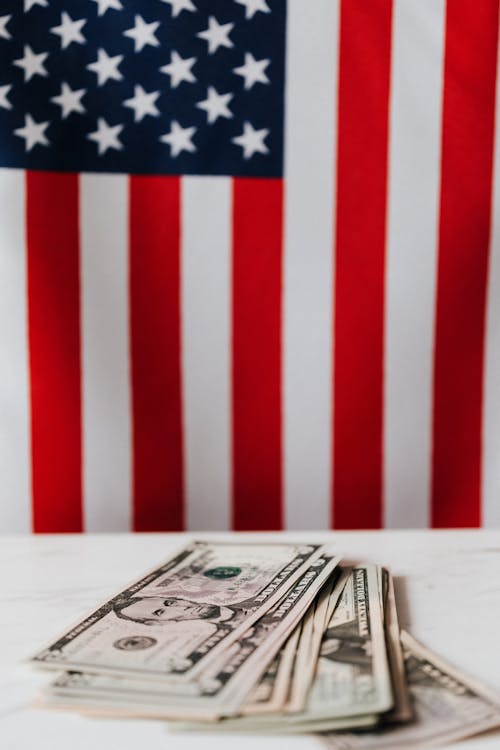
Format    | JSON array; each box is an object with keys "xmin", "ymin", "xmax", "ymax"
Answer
[{"xmin": 29, "ymin": 540, "xmax": 500, "ymax": 747}]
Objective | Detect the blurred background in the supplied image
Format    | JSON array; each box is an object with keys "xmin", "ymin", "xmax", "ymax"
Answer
[{"xmin": 1, "ymin": 0, "xmax": 499, "ymax": 534}]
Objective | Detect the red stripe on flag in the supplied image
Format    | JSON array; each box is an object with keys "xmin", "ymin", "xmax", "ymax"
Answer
[
  {"xmin": 129, "ymin": 176, "xmax": 184, "ymax": 531},
  {"xmin": 333, "ymin": 0, "xmax": 393, "ymax": 529},
  {"xmin": 232, "ymin": 178, "xmax": 283, "ymax": 530},
  {"xmin": 26, "ymin": 171, "xmax": 83, "ymax": 533},
  {"xmin": 432, "ymin": 0, "xmax": 499, "ymax": 527}
]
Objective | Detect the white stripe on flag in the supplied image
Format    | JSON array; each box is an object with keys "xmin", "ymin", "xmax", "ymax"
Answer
[
  {"xmin": 182, "ymin": 176, "xmax": 231, "ymax": 531},
  {"xmin": 383, "ymin": 0, "xmax": 446, "ymax": 527},
  {"xmin": 483, "ymin": 33, "xmax": 500, "ymax": 528},
  {"xmin": 81, "ymin": 174, "xmax": 131, "ymax": 532},
  {"xmin": 0, "ymin": 169, "xmax": 31, "ymax": 532},
  {"xmin": 283, "ymin": 0, "xmax": 339, "ymax": 529}
]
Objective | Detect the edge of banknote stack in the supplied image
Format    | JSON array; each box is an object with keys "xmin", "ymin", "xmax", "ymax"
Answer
[{"xmin": 28, "ymin": 539, "xmax": 500, "ymax": 747}]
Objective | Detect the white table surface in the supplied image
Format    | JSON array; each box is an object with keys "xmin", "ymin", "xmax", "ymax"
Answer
[{"xmin": 2, "ymin": 530, "xmax": 500, "ymax": 749}]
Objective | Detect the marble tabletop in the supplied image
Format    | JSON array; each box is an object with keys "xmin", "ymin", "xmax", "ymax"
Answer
[{"xmin": 2, "ymin": 530, "xmax": 500, "ymax": 749}]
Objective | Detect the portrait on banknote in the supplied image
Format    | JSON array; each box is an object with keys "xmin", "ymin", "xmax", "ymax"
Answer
[{"xmin": 31, "ymin": 541, "xmax": 325, "ymax": 681}]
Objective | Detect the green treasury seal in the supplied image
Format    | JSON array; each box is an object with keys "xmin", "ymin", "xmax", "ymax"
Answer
[{"xmin": 204, "ymin": 566, "xmax": 242, "ymax": 579}]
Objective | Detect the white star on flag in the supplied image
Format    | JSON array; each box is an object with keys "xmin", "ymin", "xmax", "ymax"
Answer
[
  {"xmin": 91, "ymin": 0, "xmax": 123, "ymax": 16},
  {"xmin": 234, "ymin": 0, "xmax": 270, "ymax": 20},
  {"xmin": 0, "ymin": 84, "xmax": 12, "ymax": 110},
  {"xmin": 160, "ymin": 0, "xmax": 196, "ymax": 17},
  {"xmin": 87, "ymin": 48, "xmax": 123, "ymax": 86},
  {"xmin": 123, "ymin": 85, "xmax": 160, "ymax": 122},
  {"xmin": 13, "ymin": 45, "xmax": 48, "ymax": 82},
  {"xmin": 160, "ymin": 50, "xmax": 196, "ymax": 88},
  {"xmin": 232, "ymin": 121, "xmax": 269, "ymax": 159},
  {"xmin": 197, "ymin": 86, "xmax": 233, "ymax": 124},
  {"xmin": 88, "ymin": 118, "xmax": 124, "ymax": 155},
  {"xmin": 0, "ymin": 14, "xmax": 12, "ymax": 40},
  {"xmin": 124, "ymin": 15, "xmax": 160, "ymax": 53},
  {"xmin": 51, "ymin": 82, "xmax": 86, "ymax": 118},
  {"xmin": 14, "ymin": 114, "xmax": 50, "ymax": 151},
  {"xmin": 24, "ymin": 0, "xmax": 48, "ymax": 12},
  {"xmin": 160, "ymin": 120, "xmax": 196, "ymax": 157},
  {"xmin": 50, "ymin": 12, "xmax": 86, "ymax": 49},
  {"xmin": 197, "ymin": 16, "xmax": 234, "ymax": 55},
  {"xmin": 233, "ymin": 52, "xmax": 270, "ymax": 90}
]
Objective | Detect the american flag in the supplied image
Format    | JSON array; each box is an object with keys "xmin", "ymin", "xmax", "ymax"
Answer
[{"xmin": 1, "ymin": 0, "xmax": 500, "ymax": 533}]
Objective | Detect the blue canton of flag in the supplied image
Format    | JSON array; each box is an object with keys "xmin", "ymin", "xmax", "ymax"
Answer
[{"xmin": 0, "ymin": 0, "xmax": 286, "ymax": 176}]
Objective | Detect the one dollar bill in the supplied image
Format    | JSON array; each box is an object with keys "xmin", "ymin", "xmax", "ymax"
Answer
[
  {"xmin": 287, "ymin": 565, "xmax": 393, "ymax": 728},
  {"xmin": 324, "ymin": 630, "xmax": 500, "ymax": 748}
]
